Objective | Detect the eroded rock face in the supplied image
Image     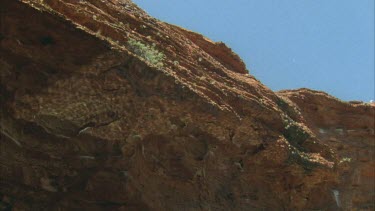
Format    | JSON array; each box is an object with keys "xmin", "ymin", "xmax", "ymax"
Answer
[
  {"xmin": 0, "ymin": 0, "xmax": 373, "ymax": 210},
  {"xmin": 278, "ymin": 89, "xmax": 375, "ymax": 210}
]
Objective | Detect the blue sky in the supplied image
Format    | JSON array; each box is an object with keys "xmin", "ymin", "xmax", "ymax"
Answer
[{"xmin": 133, "ymin": 0, "xmax": 374, "ymax": 101}]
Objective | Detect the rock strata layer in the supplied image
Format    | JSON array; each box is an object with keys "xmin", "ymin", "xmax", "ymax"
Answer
[{"xmin": 0, "ymin": 0, "xmax": 373, "ymax": 210}]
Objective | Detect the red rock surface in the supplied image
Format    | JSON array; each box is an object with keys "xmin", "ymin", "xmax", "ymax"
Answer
[
  {"xmin": 278, "ymin": 89, "xmax": 375, "ymax": 210},
  {"xmin": 0, "ymin": 0, "xmax": 373, "ymax": 210}
]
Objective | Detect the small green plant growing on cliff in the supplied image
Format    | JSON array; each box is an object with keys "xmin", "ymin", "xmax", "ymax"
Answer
[
  {"xmin": 282, "ymin": 117, "xmax": 310, "ymax": 149},
  {"xmin": 287, "ymin": 149, "xmax": 319, "ymax": 171},
  {"xmin": 127, "ymin": 38, "xmax": 165, "ymax": 67},
  {"xmin": 339, "ymin": 157, "xmax": 352, "ymax": 164}
]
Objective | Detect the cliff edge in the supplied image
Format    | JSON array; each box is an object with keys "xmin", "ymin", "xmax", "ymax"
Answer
[{"xmin": 0, "ymin": 0, "xmax": 373, "ymax": 210}]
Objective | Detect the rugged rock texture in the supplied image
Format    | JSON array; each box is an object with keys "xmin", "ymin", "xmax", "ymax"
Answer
[
  {"xmin": 278, "ymin": 89, "xmax": 375, "ymax": 210},
  {"xmin": 0, "ymin": 0, "xmax": 373, "ymax": 210}
]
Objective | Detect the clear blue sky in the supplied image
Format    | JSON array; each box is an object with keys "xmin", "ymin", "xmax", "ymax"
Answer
[{"xmin": 133, "ymin": 0, "xmax": 374, "ymax": 101}]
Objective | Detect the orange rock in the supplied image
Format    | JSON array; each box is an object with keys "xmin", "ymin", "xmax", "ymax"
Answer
[{"xmin": 0, "ymin": 0, "xmax": 372, "ymax": 210}]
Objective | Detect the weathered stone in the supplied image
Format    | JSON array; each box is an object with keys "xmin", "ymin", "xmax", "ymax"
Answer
[{"xmin": 0, "ymin": 0, "xmax": 373, "ymax": 210}]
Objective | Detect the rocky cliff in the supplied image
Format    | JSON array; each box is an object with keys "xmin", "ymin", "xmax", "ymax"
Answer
[
  {"xmin": 278, "ymin": 89, "xmax": 374, "ymax": 210},
  {"xmin": 0, "ymin": 0, "xmax": 373, "ymax": 210}
]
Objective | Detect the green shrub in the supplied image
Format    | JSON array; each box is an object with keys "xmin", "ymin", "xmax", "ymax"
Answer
[
  {"xmin": 286, "ymin": 150, "xmax": 319, "ymax": 171},
  {"xmin": 282, "ymin": 117, "xmax": 310, "ymax": 149},
  {"xmin": 339, "ymin": 157, "xmax": 352, "ymax": 164},
  {"xmin": 127, "ymin": 38, "xmax": 165, "ymax": 67}
]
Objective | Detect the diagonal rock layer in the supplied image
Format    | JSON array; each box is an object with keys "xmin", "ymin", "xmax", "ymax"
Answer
[{"xmin": 0, "ymin": 0, "xmax": 373, "ymax": 210}]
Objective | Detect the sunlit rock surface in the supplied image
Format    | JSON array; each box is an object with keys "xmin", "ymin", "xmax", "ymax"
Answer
[{"xmin": 0, "ymin": 0, "xmax": 373, "ymax": 210}]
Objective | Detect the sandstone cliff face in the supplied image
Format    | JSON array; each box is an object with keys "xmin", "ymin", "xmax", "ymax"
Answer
[
  {"xmin": 278, "ymin": 89, "xmax": 375, "ymax": 210},
  {"xmin": 0, "ymin": 0, "xmax": 373, "ymax": 210}
]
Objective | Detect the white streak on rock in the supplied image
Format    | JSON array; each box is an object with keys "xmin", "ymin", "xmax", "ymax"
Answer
[
  {"xmin": 1, "ymin": 130, "xmax": 22, "ymax": 147},
  {"xmin": 79, "ymin": 156, "xmax": 95, "ymax": 160},
  {"xmin": 319, "ymin": 128, "xmax": 327, "ymax": 134},
  {"xmin": 332, "ymin": 189, "xmax": 340, "ymax": 207},
  {"xmin": 78, "ymin": 127, "xmax": 91, "ymax": 135}
]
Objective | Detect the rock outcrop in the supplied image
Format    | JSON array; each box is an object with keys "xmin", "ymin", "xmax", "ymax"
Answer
[
  {"xmin": 278, "ymin": 89, "xmax": 375, "ymax": 210},
  {"xmin": 0, "ymin": 0, "xmax": 373, "ymax": 210}
]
